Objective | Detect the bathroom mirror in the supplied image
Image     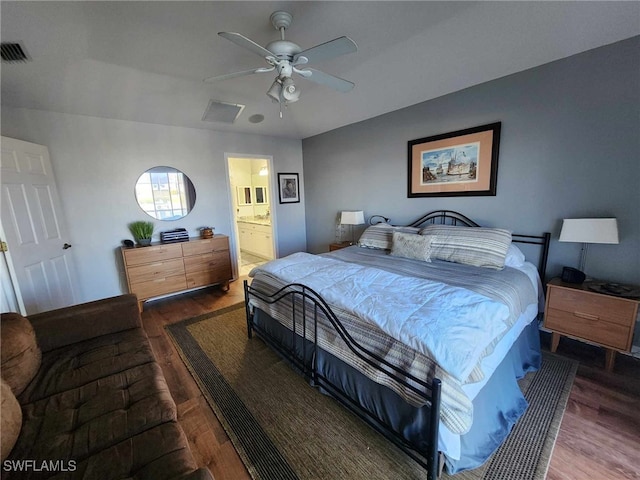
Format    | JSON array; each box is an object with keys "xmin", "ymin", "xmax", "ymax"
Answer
[
  {"xmin": 237, "ymin": 186, "xmax": 252, "ymax": 205},
  {"xmin": 135, "ymin": 166, "xmax": 196, "ymax": 221},
  {"xmin": 254, "ymin": 186, "xmax": 268, "ymax": 205}
]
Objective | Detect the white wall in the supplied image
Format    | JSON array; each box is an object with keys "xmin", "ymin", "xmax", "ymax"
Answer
[{"xmin": 1, "ymin": 108, "xmax": 306, "ymax": 303}]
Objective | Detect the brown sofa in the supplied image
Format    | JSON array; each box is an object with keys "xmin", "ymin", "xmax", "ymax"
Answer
[{"xmin": 0, "ymin": 294, "xmax": 213, "ymax": 480}]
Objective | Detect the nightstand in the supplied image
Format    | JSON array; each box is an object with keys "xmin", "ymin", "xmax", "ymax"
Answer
[
  {"xmin": 329, "ymin": 241, "xmax": 352, "ymax": 251},
  {"xmin": 543, "ymin": 278, "xmax": 639, "ymax": 371}
]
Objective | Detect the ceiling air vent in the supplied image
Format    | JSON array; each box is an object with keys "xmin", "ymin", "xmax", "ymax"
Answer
[
  {"xmin": 1, "ymin": 42, "xmax": 30, "ymax": 63},
  {"xmin": 202, "ymin": 100, "xmax": 245, "ymax": 124}
]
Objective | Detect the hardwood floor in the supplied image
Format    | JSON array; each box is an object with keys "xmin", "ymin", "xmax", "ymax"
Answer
[
  {"xmin": 542, "ymin": 334, "xmax": 640, "ymax": 480},
  {"xmin": 141, "ymin": 279, "xmax": 640, "ymax": 479},
  {"xmin": 141, "ymin": 279, "xmax": 251, "ymax": 480}
]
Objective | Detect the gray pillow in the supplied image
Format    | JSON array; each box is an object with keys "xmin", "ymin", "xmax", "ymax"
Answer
[
  {"xmin": 389, "ymin": 231, "xmax": 433, "ymax": 262},
  {"xmin": 358, "ymin": 224, "xmax": 421, "ymax": 250}
]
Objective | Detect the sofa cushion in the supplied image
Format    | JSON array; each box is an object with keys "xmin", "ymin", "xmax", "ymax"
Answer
[
  {"xmin": 9, "ymin": 362, "xmax": 177, "ymax": 469},
  {"xmin": 1, "ymin": 312, "xmax": 41, "ymax": 396},
  {"xmin": 28, "ymin": 294, "xmax": 142, "ymax": 353},
  {"xmin": 1, "ymin": 379, "xmax": 22, "ymax": 461},
  {"xmin": 3, "ymin": 421, "xmax": 202, "ymax": 480},
  {"xmin": 19, "ymin": 327, "xmax": 156, "ymax": 404},
  {"xmin": 72, "ymin": 423, "xmax": 200, "ymax": 480}
]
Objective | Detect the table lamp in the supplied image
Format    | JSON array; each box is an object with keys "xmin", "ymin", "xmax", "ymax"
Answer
[
  {"xmin": 340, "ymin": 211, "xmax": 365, "ymax": 245},
  {"xmin": 559, "ymin": 218, "xmax": 618, "ymax": 282}
]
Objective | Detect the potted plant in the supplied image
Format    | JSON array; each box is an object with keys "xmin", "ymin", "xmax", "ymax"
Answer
[{"xmin": 128, "ymin": 221, "xmax": 154, "ymax": 246}]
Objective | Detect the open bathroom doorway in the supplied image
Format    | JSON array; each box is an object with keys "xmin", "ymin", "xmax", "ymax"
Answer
[{"xmin": 227, "ymin": 155, "xmax": 276, "ymax": 277}]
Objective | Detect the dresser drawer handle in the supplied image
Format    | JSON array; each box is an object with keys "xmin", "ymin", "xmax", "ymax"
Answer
[{"xmin": 573, "ymin": 311, "xmax": 599, "ymax": 321}]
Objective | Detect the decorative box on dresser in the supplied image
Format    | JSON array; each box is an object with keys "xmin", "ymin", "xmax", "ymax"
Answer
[
  {"xmin": 543, "ymin": 278, "xmax": 639, "ymax": 371},
  {"xmin": 122, "ymin": 235, "xmax": 232, "ymax": 311}
]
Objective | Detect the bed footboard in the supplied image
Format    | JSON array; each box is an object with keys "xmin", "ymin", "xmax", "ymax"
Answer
[{"xmin": 244, "ymin": 280, "xmax": 443, "ymax": 480}]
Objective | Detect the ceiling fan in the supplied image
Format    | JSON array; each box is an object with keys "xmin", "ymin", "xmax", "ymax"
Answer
[{"xmin": 204, "ymin": 11, "xmax": 357, "ymax": 114}]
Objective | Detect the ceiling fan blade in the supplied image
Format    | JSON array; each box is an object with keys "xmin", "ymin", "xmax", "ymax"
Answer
[
  {"xmin": 301, "ymin": 68, "xmax": 355, "ymax": 93},
  {"xmin": 203, "ymin": 67, "xmax": 273, "ymax": 83},
  {"xmin": 295, "ymin": 36, "xmax": 357, "ymax": 64},
  {"xmin": 218, "ymin": 32, "xmax": 275, "ymax": 58}
]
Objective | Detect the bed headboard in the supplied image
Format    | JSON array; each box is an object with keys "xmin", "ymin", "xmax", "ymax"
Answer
[{"xmin": 369, "ymin": 210, "xmax": 551, "ymax": 281}]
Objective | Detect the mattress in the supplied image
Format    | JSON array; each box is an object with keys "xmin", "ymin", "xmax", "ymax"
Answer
[{"xmin": 248, "ymin": 247, "xmax": 541, "ymax": 437}]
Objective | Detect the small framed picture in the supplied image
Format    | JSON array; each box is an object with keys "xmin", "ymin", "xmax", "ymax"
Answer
[{"xmin": 278, "ymin": 173, "xmax": 300, "ymax": 204}]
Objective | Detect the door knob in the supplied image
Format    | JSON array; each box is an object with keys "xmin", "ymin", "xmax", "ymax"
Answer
[{"xmin": 63, "ymin": 243, "xmax": 72, "ymax": 250}]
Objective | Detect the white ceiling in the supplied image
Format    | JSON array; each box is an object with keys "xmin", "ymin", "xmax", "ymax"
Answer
[{"xmin": 2, "ymin": 1, "xmax": 639, "ymax": 139}]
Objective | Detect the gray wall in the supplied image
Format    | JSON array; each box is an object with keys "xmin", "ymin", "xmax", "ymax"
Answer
[
  {"xmin": 1, "ymin": 109, "xmax": 305, "ymax": 304},
  {"xmin": 303, "ymin": 36, "xmax": 640, "ymax": 285}
]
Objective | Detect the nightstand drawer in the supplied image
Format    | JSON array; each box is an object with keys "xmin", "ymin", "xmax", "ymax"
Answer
[
  {"xmin": 544, "ymin": 278, "xmax": 640, "ymax": 371},
  {"xmin": 545, "ymin": 308, "xmax": 631, "ymax": 350},
  {"xmin": 547, "ymin": 287, "xmax": 636, "ymax": 327}
]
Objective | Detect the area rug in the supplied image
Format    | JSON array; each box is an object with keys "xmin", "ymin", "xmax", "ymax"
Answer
[{"xmin": 167, "ymin": 304, "xmax": 578, "ymax": 480}]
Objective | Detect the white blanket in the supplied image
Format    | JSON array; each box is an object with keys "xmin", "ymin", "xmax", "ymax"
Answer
[{"xmin": 253, "ymin": 252, "xmax": 511, "ymax": 383}]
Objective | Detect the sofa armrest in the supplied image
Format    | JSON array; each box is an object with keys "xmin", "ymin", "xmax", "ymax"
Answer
[{"xmin": 28, "ymin": 294, "xmax": 142, "ymax": 352}]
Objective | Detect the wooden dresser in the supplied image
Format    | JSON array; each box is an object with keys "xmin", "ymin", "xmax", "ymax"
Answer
[
  {"xmin": 122, "ymin": 235, "xmax": 232, "ymax": 310},
  {"xmin": 543, "ymin": 278, "xmax": 639, "ymax": 371}
]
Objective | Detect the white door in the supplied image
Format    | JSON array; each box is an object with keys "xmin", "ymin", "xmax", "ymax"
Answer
[
  {"xmin": 1, "ymin": 136, "xmax": 77, "ymax": 314},
  {"xmin": 1, "ymin": 244, "xmax": 23, "ymax": 314}
]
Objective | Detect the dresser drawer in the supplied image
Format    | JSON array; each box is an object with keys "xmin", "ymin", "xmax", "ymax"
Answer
[
  {"xmin": 181, "ymin": 237, "xmax": 229, "ymax": 256},
  {"xmin": 123, "ymin": 243, "xmax": 183, "ymax": 266},
  {"xmin": 184, "ymin": 251, "xmax": 232, "ymax": 288},
  {"xmin": 544, "ymin": 308, "xmax": 632, "ymax": 350},
  {"xmin": 547, "ymin": 287, "xmax": 636, "ymax": 327},
  {"xmin": 129, "ymin": 274, "xmax": 188, "ymax": 299},
  {"xmin": 184, "ymin": 251, "xmax": 230, "ymax": 274},
  {"xmin": 128, "ymin": 258, "xmax": 185, "ymax": 284},
  {"xmin": 186, "ymin": 268, "xmax": 232, "ymax": 289}
]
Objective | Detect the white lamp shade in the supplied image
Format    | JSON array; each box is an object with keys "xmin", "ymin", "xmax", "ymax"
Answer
[
  {"xmin": 267, "ymin": 79, "xmax": 281, "ymax": 102},
  {"xmin": 340, "ymin": 210, "xmax": 365, "ymax": 225},
  {"xmin": 559, "ymin": 218, "xmax": 619, "ymax": 244}
]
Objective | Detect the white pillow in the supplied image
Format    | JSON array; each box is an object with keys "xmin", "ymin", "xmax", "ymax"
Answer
[{"xmin": 504, "ymin": 244, "xmax": 526, "ymax": 268}]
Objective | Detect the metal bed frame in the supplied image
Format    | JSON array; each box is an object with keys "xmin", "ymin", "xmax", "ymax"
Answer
[
  {"xmin": 244, "ymin": 210, "xmax": 551, "ymax": 480},
  {"xmin": 370, "ymin": 210, "xmax": 551, "ymax": 282}
]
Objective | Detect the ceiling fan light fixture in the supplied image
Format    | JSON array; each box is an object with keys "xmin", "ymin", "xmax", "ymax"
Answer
[
  {"xmin": 281, "ymin": 77, "xmax": 300, "ymax": 103},
  {"xmin": 266, "ymin": 78, "xmax": 282, "ymax": 102}
]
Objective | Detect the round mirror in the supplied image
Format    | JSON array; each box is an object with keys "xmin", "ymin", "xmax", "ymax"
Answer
[{"xmin": 135, "ymin": 166, "xmax": 196, "ymax": 221}]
